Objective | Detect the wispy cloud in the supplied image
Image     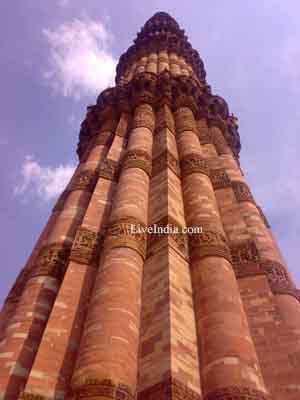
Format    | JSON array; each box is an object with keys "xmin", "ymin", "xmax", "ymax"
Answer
[
  {"xmin": 15, "ymin": 155, "xmax": 75, "ymax": 201},
  {"xmin": 43, "ymin": 18, "xmax": 116, "ymax": 99}
]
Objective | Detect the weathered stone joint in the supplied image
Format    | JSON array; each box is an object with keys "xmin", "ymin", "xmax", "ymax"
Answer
[{"xmin": 104, "ymin": 217, "xmax": 147, "ymax": 259}]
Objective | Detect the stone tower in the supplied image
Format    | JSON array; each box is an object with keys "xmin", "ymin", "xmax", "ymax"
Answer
[{"xmin": 0, "ymin": 11, "xmax": 300, "ymax": 400}]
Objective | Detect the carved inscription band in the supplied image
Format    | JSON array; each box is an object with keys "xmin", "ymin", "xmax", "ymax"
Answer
[
  {"xmin": 104, "ymin": 217, "xmax": 147, "ymax": 259},
  {"xmin": 230, "ymin": 240, "xmax": 300, "ymax": 302},
  {"xmin": 30, "ymin": 243, "xmax": 71, "ymax": 281},
  {"xmin": 69, "ymin": 169, "xmax": 98, "ymax": 193},
  {"xmin": 210, "ymin": 169, "xmax": 231, "ymax": 190},
  {"xmin": 204, "ymin": 386, "xmax": 269, "ymax": 400},
  {"xmin": 147, "ymin": 216, "xmax": 189, "ymax": 260},
  {"xmin": 180, "ymin": 153, "xmax": 209, "ymax": 177},
  {"xmin": 70, "ymin": 227, "xmax": 102, "ymax": 267},
  {"xmin": 138, "ymin": 377, "xmax": 201, "ymax": 400},
  {"xmin": 72, "ymin": 379, "xmax": 134, "ymax": 400},
  {"xmin": 98, "ymin": 159, "xmax": 120, "ymax": 181},
  {"xmin": 152, "ymin": 150, "xmax": 180, "ymax": 177},
  {"xmin": 123, "ymin": 150, "xmax": 152, "ymax": 177},
  {"xmin": 189, "ymin": 229, "xmax": 231, "ymax": 263}
]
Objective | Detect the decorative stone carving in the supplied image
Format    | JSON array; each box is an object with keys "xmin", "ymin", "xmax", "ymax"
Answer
[
  {"xmin": 152, "ymin": 150, "xmax": 180, "ymax": 177},
  {"xmin": 174, "ymin": 106, "xmax": 197, "ymax": 134},
  {"xmin": 189, "ymin": 229, "xmax": 231, "ymax": 262},
  {"xmin": 31, "ymin": 243, "xmax": 71, "ymax": 281},
  {"xmin": 180, "ymin": 153, "xmax": 209, "ymax": 177},
  {"xmin": 19, "ymin": 393, "xmax": 45, "ymax": 400},
  {"xmin": 233, "ymin": 262, "xmax": 263, "ymax": 280},
  {"xmin": 70, "ymin": 169, "xmax": 98, "ymax": 193},
  {"xmin": 230, "ymin": 240, "xmax": 260, "ymax": 265},
  {"xmin": 73, "ymin": 378, "xmax": 134, "ymax": 400},
  {"xmin": 78, "ymin": 73, "xmax": 241, "ymax": 161},
  {"xmin": 105, "ymin": 217, "xmax": 147, "ymax": 259},
  {"xmin": 147, "ymin": 216, "xmax": 189, "ymax": 260},
  {"xmin": 122, "ymin": 150, "xmax": 152, "ymax": 177},
  {"xmin": 70, "ymin": 227, "xmax": 102, "ymax": 267},
  {"xmin": 260, "ymin": 260, "xmax": 295, "ymax": 295},
  {"xmin": 173, "ymin": 79, "xmax": 199, "ymax": 116},
  {"xmin": 138, "ymin": 377, "xmax": 201, "ymax": 400},
  {"xmin": 232, "ymin": 181, "xmax": 255, "ymax": 204},
  {"xmin": 210, "ymin": 169, "xmax": 231, "ymax": 190},
  {"xmin": 204, "ymin": 386, "xmax": 269, "ymax": 400},
  {"xmin": 98, "ymin": 159, "xmax": 120, "ymax": 181},
  {"xmin": 132, "ymin": 103, "xmax": 155, "ymax": 131},
  {"xmin": 257, "ymin": 206, "xmax": 271, "ymax": 228}
]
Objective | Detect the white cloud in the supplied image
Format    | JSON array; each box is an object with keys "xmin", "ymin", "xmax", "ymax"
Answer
[
  {"xmin": 15, "ymin": 156, "xmax": 76, "ymax": 201},
  {"xmin": 43, "ymin": 18, "xmax": 116, "ymax": 99}
]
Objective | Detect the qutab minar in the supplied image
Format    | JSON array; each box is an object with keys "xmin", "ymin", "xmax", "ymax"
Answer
[{"xmin": 0, "ymin": 11, "xmax": 300, "ymax": 400}]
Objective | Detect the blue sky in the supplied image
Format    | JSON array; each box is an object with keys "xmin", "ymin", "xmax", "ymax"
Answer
[{"xmin": 0, "ymin": 0, "xmax": 299, "ymax": 305}]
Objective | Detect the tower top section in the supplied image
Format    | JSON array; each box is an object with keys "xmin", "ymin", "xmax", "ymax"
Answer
[{"xmin": 116, "ymin": 12, "xmax": 206, "ymax": 85}]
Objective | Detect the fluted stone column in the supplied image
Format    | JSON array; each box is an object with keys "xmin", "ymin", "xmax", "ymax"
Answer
[
  {"xmin": 0, "ymin": 120, "xmax": 115, "ymax": 400},
  {"xmin": 200, "ymin": 121, "xmax": 300, "ymax": 399},
  {"xmin": 0, "ymin": 210, "xmax": 59, "ymax": 342},
  {"xmin": 158, "ymin": 50, "xmax": 169, "ymax": 73},
  {"xmin": 137, "ymin": 103, "xmax": 202, "ymax": 400},
  {"xmin": 70, "ymin": 103, "xmax": 154, "ymax": 400},
  {"xmin": 19, "ymin": 114, "xmax": 130, "ymax": 400},
  {"xmin": 174, "ymin": 106, "xmax": 269, "ymax": 400},
  {"xmin": 146, "ymin": 52, "xmax": 158, "ymax": 74}
]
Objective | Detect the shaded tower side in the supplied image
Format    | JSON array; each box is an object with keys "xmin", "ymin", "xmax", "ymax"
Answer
[{"xmin": 0, "ymin": 11, "xmax": 299, "ymax": 400}]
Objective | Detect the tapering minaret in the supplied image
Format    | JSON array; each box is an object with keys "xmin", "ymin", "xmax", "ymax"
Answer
[{"xmin": 0, "ymin": 12, "xmax": 300, "ymax": 400}]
